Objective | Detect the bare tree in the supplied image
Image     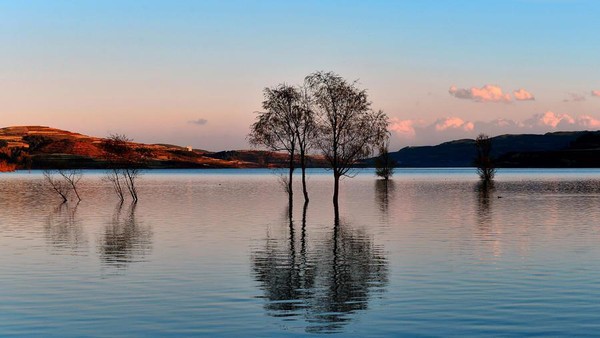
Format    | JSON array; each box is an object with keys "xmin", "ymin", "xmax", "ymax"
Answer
[
  {"xmin": 59, "ymin": 169, "xmax": 83, "ymax": 201},
  {"xmin": 102, "ymin": 134, "xmax": 144, "ymax": 203},
  {"xmin": 475, "ymin": 133, "xmax": 496, "ymax": 182},
  {"xmin": 305, "ymin": 71, "xmax": 389, "ymax": 209},
  {"xmin": 43, "ymin": 170, "xmax": 71, "ymax": 203},
  {"xmin": 375, "ymin": 142, "xmax": 395, "ymax": 181},
  {"xmin": 249, "ymin": 84, "xmax": 301, "ymax": 203}
]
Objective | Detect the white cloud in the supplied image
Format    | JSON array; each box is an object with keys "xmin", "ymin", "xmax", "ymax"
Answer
[{"xmin": 592, "ymin": 90, "xmax": 600, "ymax": 97}]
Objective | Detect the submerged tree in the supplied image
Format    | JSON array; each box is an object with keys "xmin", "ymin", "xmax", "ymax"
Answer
[
  {"xmin": 475, "ymin": 133, "xmax": 495, "ymax": 182},
  {"xmin": 43, "ymin": 169, "xmax": 83, "ymax": 203},
  {"xmin": 249, "ymin": 84, "xmax": 316, "ymax": 203},
  {"xmin": 305, "ymin": 71, "xmax": 389, "ymax": 209},
  {"xmin": 60, "ymin": 169, "xmax": 83, "ymax": 201},
  {"xmin": 375, "ymin": 142, "xmax": 395, "ymax": 181},
  {"xmin": 102, "ymin": 134, "xmax": 145, "ymax": 202},
  {"xmin": 43, "ymin": 170, "xmax": 71, "ymax": 203}
]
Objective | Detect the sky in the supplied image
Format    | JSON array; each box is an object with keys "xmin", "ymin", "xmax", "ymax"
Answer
[{"xmin": 1, "ymin": 0, "xmax": 599, "ymax": 151}]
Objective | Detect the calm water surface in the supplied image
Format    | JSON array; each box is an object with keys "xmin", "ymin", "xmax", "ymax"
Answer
[{"xmin": 2, "ymin": 168, "xmax": 600, "ymax": 336}]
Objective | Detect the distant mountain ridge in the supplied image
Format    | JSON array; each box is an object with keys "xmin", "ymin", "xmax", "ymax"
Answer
[
  {"xmin": 0, "ymin": 126, "xmax": 325, "ymax": 170},
  {"xmin": 388, "ymin": 131, "xmax": 600, "ymax": 167},
  {"xmin": 3, "ymin": 126, "xmax": 600, "ymax": 170}
]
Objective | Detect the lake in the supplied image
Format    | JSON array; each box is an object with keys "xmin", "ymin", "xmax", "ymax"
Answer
[{"xmin": 2, "ymin": 168, "xmax": 600, "ymax": 336}]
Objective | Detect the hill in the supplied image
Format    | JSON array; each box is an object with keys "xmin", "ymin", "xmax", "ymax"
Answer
[
  {"xmin": 388, "ymin": 131, "xmax": 600, "ymax": 167},
  {"xmin": 0, "ymin": 126, "xmax": 324, "ymax": 171}
]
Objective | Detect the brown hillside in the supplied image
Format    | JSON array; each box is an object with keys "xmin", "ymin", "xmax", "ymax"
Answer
[{"xmin": 0, "ymin": 126, "xmax": 324, "ymax": 170}]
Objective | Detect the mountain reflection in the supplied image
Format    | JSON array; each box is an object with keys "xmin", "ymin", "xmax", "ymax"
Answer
[
  {"xmin": 252, "ymin": 204, "xmax": 388, "ymax": 333},
  {"xmin": 99, "ymin": 202, "xmax": 152, "ymax": 269},
  {"xmin": 44, "ymin": 203, "xmax": 87, "ymax": 254}
]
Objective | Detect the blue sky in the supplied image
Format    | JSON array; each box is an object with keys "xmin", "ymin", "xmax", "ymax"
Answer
[{"xmin": 1, "ymin": 0, "xmax": 599, "ymax": 150}]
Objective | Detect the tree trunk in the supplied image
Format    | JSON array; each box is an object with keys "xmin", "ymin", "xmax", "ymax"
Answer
[
  {"xmin": 288, "ymin": 148, "xmax": 295, "ymax": 208},
  {"xmin": 300, "ymin": 149, "xmax": 309, "ymax": 203},
  {"xmin": 333, "ymin": 171, "xmax": 340, "ymax": 212}
]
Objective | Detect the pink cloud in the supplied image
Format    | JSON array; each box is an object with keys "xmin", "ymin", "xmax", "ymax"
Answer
[
  {"xmin": 449, "ymin": 84, "xmax": 511, "ymax": 103},
  {"xmin": 592, "ymin": 90, "xmax": 600, "ymax": 97},
  {"xmin": 513, "ymin": 88, "xmax": 535, "ymax": 101},
  {"xmin": 389, "ymin": 112, "xmax": 600, "ymax": 147},
  {"xmin": 434, "ymin": 117, "xmax": 473, "ymax": 131},
  {"xmin": 389, "ymin": 119, "xmax": 417, "ymax": 138},
  {"xmin": 525, "ymin": 111, "xmax": 575, "ymax": 128},
  {"xmin": 577, "ymin": 115, "xmax": 600, "ymax": 128}
]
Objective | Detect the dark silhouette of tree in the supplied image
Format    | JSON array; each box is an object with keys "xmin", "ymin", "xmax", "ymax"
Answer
[
  {"xmin": 475, "ymin": 133, "xmax": 495, "ymax": 182},
  {"xmin": 305, "ymin": 71, "xmax": 388, "ymax": 209},
  {"xmin": 249, "ymin": 84, "xmax": 316, "ymax": 204},
  {"xmin": 375, "ymin": 142, "xmax": 395, "ymax": 181},
  {"xmin": 101, "ymin": 134, "xmax": 144, "ymax": 202},
  {"xmin": 296, "ymin": 87, "xmax": 317, "ymax": 203}
]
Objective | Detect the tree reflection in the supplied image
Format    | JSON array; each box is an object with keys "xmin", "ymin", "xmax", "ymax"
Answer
[
  {"xmin": 99, "ymin": 202, "xmax": 152, "ymax": 269},
  {"xmin": 476, "ymin": 180, "xmax": 495, "ymax": 227},
  {"xmin": 252, "ymin": 202, "xmax": 316, "ymax": 316},
  {"xmin": 252, "ymin": 203, "xmax": 388, "ymax": 333},
  {"xmin": 375, "ymin": 179, "xmax": 395, "ymax": 215},
  {"xmin": 44, "ymin": 202, "xmax": 87, "ymax": 254}
]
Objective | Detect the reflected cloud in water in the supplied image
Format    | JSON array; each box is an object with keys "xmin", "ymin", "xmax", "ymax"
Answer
[
  {"xmin": 99, "ymin": 202, "xmax": 152, "ymax": 269},
  {"xmin": 252, "ymin": 203, "xmax": 388, "ymax": 333}
]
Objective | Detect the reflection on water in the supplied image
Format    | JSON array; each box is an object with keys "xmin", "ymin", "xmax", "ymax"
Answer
[
  {"xmin": 44, "ymin": 203, "xmax": 87, "ymax": 255},
  {"xmin": 475, "ymin": 180, "xmax": 494, "ymax": 226},
  {"xmin": 375, "ymin": 179, "xmax": 395, "ymax": 216},
  {"xmin": 252, "ymin": 203, "xmax": 388, "ymax": 333},
  {"xmin": 99, "ymin": 202, "xmax": 152, "ymax": 269},
  {"xmin": 6, "ymin": 169, "xmax": 600, "ymax": 336}
]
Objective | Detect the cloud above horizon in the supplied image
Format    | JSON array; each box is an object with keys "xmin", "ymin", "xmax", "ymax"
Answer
[
  {"xmin": 513, "ymin": 88, "xmax": 535, "ymax": 101},
  {"xmin": 188, "ymin": 118, "xmax": 208, "ymax": 126},
  {"xmin": 448, "ymin": 84, "xmax": 537, "ymax": 103},
  {"xmin": 593, "ymin": 90, "xmax": 600, "ymax": 97},
  {"xmin": 448, "ymin": 84, "xmax": 512, "ymax": 103},
  {"xmin": 390, "ymin": 112, "xmax": 600, "ymax": 146}
]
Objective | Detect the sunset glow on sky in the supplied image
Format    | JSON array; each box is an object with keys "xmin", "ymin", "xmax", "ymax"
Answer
[{"xmin": 1, "ymin": 0, "xmax": 599, "ymax": 150}]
